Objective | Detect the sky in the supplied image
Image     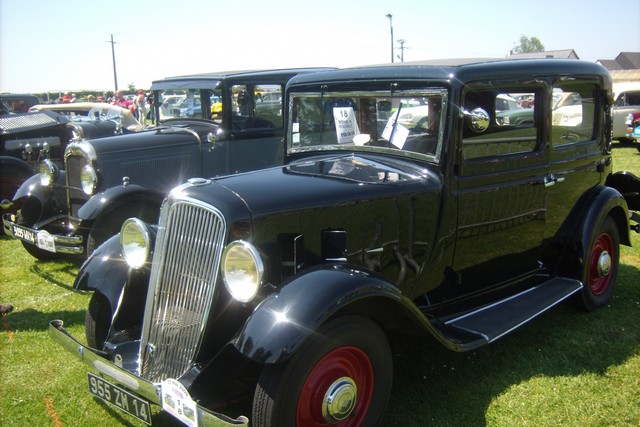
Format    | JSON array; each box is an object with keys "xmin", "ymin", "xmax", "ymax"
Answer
[{"xmin": 2, "ymin": 0, "xmax": 639, "ymax": 95}]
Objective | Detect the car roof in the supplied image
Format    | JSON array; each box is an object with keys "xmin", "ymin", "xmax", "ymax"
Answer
[
  {"xmin": 150, "ymin": 67, "xmax": 337, "ymax": 91},
  {"xmin": 287, "ymin": 59, "xmax": 611, "ymax": 88}
]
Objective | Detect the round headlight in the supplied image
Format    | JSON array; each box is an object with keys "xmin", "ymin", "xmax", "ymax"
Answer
[
  {"xmin": 222, "ymin": 241, "xmax": 264, "ymax": 303},
  {"xmin": 80, "ymin": 164, "xmax": 98, "ymax": 195},
  {"xmin": 39, "ymin": 159, "xmax": 59, "ymax": 187},
  {"xmin": 120, "ymin": 218, "xmax": 151, "ymax": 269}
]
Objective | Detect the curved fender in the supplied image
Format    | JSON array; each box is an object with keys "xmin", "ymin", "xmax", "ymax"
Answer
[
  {"xmin": 575, "ymin": 185, "xmax": 630, "ymax": 259},
  {"xmin": 12, "ymin": 170, "xmax": 66, "ymax": 202},
  {"xmin": 78, "ymin": 184, "xmax": 165, "ymax": 221},
  {"xmin": 234, "ymin": 264, "xmax": 434, "ymax": 364},
  {"xmin": 74, "ymin": 234, "xmax": 128, "ymax": 317},
  {"xmin": 0, "ymin": 156, "xmax": 34, "ymax": 179}
]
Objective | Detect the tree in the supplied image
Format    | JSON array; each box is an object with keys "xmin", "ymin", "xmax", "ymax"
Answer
[{"xmin": 512, "ymin": 35, "xmax": 545, "ymax": 54}]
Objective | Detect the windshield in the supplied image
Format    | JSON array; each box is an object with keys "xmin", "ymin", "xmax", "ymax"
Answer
[
  {"xmin": 288, "ymin": 89, "xmax": 447, "ymax": 161},
  {"xmin": 157, "ymin": 87, "xmax": 222, "ymax": 122}
]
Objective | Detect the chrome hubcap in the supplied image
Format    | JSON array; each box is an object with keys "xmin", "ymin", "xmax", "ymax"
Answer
[
  {"xmin": 597, "ymin": 251, "xmax": 611, "ymax": 277},
  {"xmin": 322, "ymin": 377, "xmax": 357, "ymax": 423}
]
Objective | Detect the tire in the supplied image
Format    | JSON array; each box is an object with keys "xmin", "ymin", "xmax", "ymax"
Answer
[
  {"xmin": 21, "ymin": 241, "xmax": 63, "ymax": 261},
  {"xmin": 85, "ymin": 293, "xmax": 112, "ymax": 349},
  {"xmin": 252, "ymin": 315, "xmax": 393, "ymax": 427},
  {"xmin": 576, "ymin": 215, "xmax": 620, "ymax": 311},
  {"xmin": 0, "ymin": 168, "xmax": 31, "ymax": 201}
]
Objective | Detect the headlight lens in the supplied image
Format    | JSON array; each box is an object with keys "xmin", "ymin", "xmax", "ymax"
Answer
[
  {"xmin": 80, "ymin": 165, "xmax": 98, "ymax": 195},
  {"xmin": 39, "ymin": 159, "xmax": 59, "ymax": 187},
  {"xmin": 120, "ymin": 218, "xmax": 151, "ymax": 269},
  {"xmin": 222, "ymin": 241, "xmax": 264, "ymax": 303}
]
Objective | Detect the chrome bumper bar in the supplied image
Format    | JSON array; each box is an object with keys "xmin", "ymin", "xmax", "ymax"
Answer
[
  {"xmin": 2, "ymin": 215, "xmax": 84, "ymax": 255},
  {"xmin": 49, "ymin": 320, "xmax": 249, "ymax": 426}
]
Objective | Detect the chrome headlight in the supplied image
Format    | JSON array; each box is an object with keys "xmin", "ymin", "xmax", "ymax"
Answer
[
  {"xmin": 120, "ymin": 218, "xmax": 151, "ymax": 269},
  {"xmin": 222, "ymin": 241, "xmax": 264, "ymax": 303},
  {"xmin": 80, "ymin": 165, "xmax": 98, "ymax": 195},
  {"xmin": 39, "ymin": 159, "xmax": 59, "ymax": 187}
]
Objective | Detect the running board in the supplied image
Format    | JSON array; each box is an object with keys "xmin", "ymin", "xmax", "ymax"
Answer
[{"xmin": 435, "ymin": 278, "xmax": 583, "ymax": 351}]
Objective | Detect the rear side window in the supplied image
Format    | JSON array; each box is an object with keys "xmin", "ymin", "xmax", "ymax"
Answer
[
  {"xmin": 551, "ymin": 82, "xmax": 597, "ymax": 146},
  {"xmin": 462, "ymin": 90, "xmax": 539, "ymax": 160}
]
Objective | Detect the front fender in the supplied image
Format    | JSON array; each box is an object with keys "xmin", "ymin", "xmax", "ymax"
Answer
[
  {"xmin": 233, "ymin": 264, "xmax": 433, "ymax": 364},
  {"xmin": 78, "ymin": 184, "xmax": 165, "ymax": 221},
  {"xmin": 12, "ymin": 170, "xmax": 66, "ymax": 201},
  {"xmin": 74, "ymin": 234, "xmax": 128, "ymax": 314}
]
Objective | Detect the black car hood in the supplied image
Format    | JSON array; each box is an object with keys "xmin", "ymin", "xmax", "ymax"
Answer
[
  {"xmin": 207, "ymin": 153, "xmax": 437, "ymax": 218},
  {"xmin": 84, "ymin": 125, "xmax": 201, "ymax": 155}
]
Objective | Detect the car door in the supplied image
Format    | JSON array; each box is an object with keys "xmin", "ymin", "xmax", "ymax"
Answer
[
  {"xmin": 450, "ymin": 83, "xmax": 551, "ymax": 297},
  {"xmin": 545, "ymin": 77, "xmax": 607, "ymax": 250},
  {"xmin": 227, "ymin": 83, "xmax": 285, "ymax": 174}
]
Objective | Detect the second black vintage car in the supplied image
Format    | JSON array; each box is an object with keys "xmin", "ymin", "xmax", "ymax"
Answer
[
  {"xmin": 50, "ymin": 59, "xmax": 639, "ymax": 426},
  {"xmin": 3, "ymin": 68, "xmax": 332, "ymax": 260}
]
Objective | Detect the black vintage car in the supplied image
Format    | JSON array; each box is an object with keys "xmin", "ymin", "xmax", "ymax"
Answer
[
  {"xmin": 0, "ymin": 109, "xmax": 73, "ymax": 202},
  {"xmin": 50, "ymin": 59, "xmax": 640, "ymax": 426},
  {"xmin": 3, "ymin": 68, "xmax": 332, "ymax": 260}
]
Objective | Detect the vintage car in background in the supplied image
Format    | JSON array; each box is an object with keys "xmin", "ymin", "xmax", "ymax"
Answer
[
  {"xmin": 0, "ymin": 93, "xmax": 41, "ymax": 113},
  {"xmin": 3, "ymin": 68, "xmax": 333, "ymax": 260},
  {"xmin": 29, "ymin": 102, "xmax": 144, "ymax": 138},
  {"xmin": 50, "ymin": 59, "xmax": 640, "ymax": 426},
  {"xmin": 0, "ymin": 109, "xmax": 74, "ymax": 202},
  {"xmin": 612, "ymin": 88, "xmax": 640, "ymax": 142}
]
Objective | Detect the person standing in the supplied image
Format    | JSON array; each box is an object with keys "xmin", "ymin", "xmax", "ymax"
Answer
[{"xmin": 135, "ymin": 89, "xmax": 148, "ymax": 124}]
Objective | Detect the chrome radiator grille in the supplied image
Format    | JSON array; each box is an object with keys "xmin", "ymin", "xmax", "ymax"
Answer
[
  {"xmin": 64, "ymin": 153, "xmax": 89, "ymax": 217},
  {"xmin": 139, "ymin": 197, "xmax": 226, "ymax": 383}
]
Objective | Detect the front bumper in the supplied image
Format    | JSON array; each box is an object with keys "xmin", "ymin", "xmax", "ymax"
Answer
[
  {"xmin": 49, "ymin": 320, "xmax": 249, "ymax": 426},
  {"xmin": 2, "ymin": 214, "xmax": 84, "ymax": 255}
]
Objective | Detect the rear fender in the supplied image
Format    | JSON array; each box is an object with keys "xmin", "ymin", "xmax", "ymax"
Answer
[
  {"xmin": 607, "ymin": 171, "xmax": 640, "ymax": 211},
  {"xmin": 560, "ymin": 186, "xmax": 631, "ymax": 280},
  {"xmin": 233, "ymin": 264, "xmax": 437, "ymax": 364}
]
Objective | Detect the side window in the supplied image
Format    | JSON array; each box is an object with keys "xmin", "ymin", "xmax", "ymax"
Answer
[
  {"xmin": 551, "ymin": 81, "xmax": 596, "ymax": 146},
  {"xmin": 463, "ymin": 89, "xmax": 539, "ymax": 160},
  {"xmin": 231, "ymin": 84, "xmax": 283, "ymax": 131}
]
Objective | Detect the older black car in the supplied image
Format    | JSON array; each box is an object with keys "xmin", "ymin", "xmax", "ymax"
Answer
[
  {"xmin": 50, "ymin": 59, "xmax": 639, "ymax": 426},
  {"xmin": 0, "ymin": 109, "xmax": 73, "ymax": 202},
  {"xmin": 3, "ymin": 68, "xmax": 331, "ymax": 260}
]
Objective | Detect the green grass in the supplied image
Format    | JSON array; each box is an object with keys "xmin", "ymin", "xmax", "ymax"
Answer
[{"xmin": 1, "ymin": 143, "xmax": 639, "ymax": 426}]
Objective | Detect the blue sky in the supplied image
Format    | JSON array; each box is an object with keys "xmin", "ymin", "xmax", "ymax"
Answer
[{"xmin": 2, "ymin": 0, "xmax": 639, "ymax": 94}]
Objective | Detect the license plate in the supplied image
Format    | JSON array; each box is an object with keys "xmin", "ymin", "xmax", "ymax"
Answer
[
  {"xmin": 11, "ymin": 224, "xmax": 36, "ymax": 245},
  {"xmin": 11, "ymin": 224, "xmax": 56, "ymax": 252},
  {"xmin": 88, "ymin": 373, "xmax": 152, "ymax": 425}
]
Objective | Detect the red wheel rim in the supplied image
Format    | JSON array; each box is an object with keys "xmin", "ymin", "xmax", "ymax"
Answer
[
  {"xmin": 588, "ymin": 232, "xmax": 614, "ymax": 296},
  {"xmin": 297, "ymin": 346, "xmax": 374, "ymax": 426}
]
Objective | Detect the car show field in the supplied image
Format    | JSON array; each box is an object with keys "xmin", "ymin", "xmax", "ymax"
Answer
[{"xmin": 1, "ymin": 97, "xmax": 639, "ymax": 426}]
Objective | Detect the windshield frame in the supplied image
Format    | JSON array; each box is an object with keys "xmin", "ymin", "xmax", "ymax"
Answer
[{"xmin": 287, "ymin": 88, "xmax": 448, "ymax": 164}]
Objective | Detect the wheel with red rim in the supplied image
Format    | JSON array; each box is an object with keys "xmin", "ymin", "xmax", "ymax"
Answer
[
  {"xmin": 252, "ymin": 315, "xmax": 392, "ymax": 427},
  {"xmin": 577, "ymin": 215, "xmax": 619, "ymax": 311}
]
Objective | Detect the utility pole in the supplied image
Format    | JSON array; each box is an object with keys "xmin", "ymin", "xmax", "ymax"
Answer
[
  {"xmin": 396, "ymin": 39, "xmax": 408, "ymax": 62},
  {"xmin": 107, "ymin": 34, "xmax": 118, "ymax": 92},
  {"xmin": 385, "ymin": 14, "xmax": 394, "ymax": 63}
]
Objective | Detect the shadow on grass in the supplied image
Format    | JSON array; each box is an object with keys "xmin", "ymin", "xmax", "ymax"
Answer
[
  {"xmin": 30, "ymin": 260, "xmax": 82, "ymax": 292},
  {"xmin": 5, "ymin": 308, "xmax": 87, "ymax": 332},
  {"xmin": 382, "ymin": 263, "xmax": 640, "ymax": 426}
]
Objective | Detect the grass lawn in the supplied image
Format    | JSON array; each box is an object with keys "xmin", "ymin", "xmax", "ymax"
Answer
[{"xmin": 1, "ymin": 143, "xmax": 639, "ymax": 426}]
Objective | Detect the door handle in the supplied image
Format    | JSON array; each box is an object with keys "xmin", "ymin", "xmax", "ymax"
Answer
[{"xmin": 543, "ymin": 174, "xmax": 564, "ymax": 188}]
